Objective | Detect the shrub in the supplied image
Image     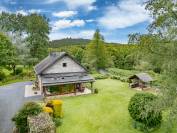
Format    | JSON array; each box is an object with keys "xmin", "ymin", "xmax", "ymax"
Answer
[
  {"xmin": 0, "ymin": 70, "xmax": 6, "ymax": 81},
  {"xmin": 53, "ymin": 117, "xmax": 62, "ymax": 127},
  {"xmin": 120, "ymin": 77, "xmax": 128, "ymax": 82},
  {"xmin": 153, "ymin": 67, "xmax": 161, "ymax": 74},
  {"xmin": 94, "ymin": 88, "xmax": 99, "ymax": 94},
  {"xmin": 14, "ymin": 67, "xmax": 23, "ymax": 75},
  {"xmin": 51, "ymin": 100, "xmax": 63, "ymax": 118},
  {"xmin": 12, "ymin": 102, "xmax": 42, "ymax": 133},
  {"xmin": 43, "ymin": 107, "xmax": 53, "ymax": 116},
  {"xmin": 128, "ymin": 93, "xmax": 162, "ymax": 131},
  {"xmin": 93, "ymin": 74, "xmax": 108, "ymax": 80},
  {"xmin": 110, "ymin": 75, "xmax": 120, "ymax": 80}
]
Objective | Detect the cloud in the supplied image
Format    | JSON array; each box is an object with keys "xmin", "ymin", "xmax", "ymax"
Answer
[
  {"xmin": 28, "ymin": 9, "xmax": 42, "ymax": 13},
  {"xmin": 86, "ymin": 19, "xmax": 95, "ymax": 23},
  {"xmin": 98, "ymin": 0, "xmax": 151, "ymax": 29},
  {"xmin": 16, "ymin": 10, "xmax": 28, "ymax": 16},
  {"xmin": 49, "ymin": 30, "xmax": 94, "ymax": 40},
  {"xmin": 52, "ymin": 19, "xmax": 85, "ymax": 30},
  {"xmin": 15, "ymin": 9, "xmax": 42, "ymax": 16},
  {"xmin": 87, "ymin": 5, "xmax": 97, "ymax": 11},
  {"xmin": 52, "ymin": 11, "xmax": 77, "ymax": 18},
  {"xmin": 45, "ymin": 0, "xmax": 96, "ymax": 10},
  {"xmin": 0, "ymin": 6, "xmax": 10, "ymax": 13}
]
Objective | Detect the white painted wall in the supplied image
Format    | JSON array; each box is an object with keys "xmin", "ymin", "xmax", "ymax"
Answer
[{"xmin": 42, "ymin": 56, "xmax": 86, "ymax": 74}]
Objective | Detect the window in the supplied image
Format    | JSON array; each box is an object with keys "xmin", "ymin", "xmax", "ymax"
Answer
[{"xmin": 63, "ymin": 63, "xmax": 67, "ymax": 67}]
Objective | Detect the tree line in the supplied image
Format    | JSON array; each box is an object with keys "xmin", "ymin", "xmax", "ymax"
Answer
[{"xmin": 0, "ymin": 12, "xmax": 50, "ymax": 74}]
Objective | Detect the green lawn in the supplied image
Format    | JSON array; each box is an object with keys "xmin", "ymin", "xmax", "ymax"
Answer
[{"xmin": 57, "ymin": 79, "xmax": 176, "ymax": 133}]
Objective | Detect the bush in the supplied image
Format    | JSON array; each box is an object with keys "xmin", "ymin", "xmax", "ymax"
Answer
[
  {"xmin": 94, "ymin": 88, "xmax": 99, "ymax": 94},
  {"xmin": 12, "ymin": 102, "xmax": 42, "ymax": 133},
  {"xmin": 128, "ymin": 93, "xmax": 162, "ymax": 131},
  {"xmin": 43, "ymin": 107, "xmax": 53, "ymax": 116},
  {"xmin": 120, "ymin": 77, "xmax": 128, "ymax": 82},
  {"xmin": 0, "ymin": 71, "xmax": 6, "ymax": 81},
  {"xmin": 153, "ymin": 67, "xmax": 161, "ymax": 74},
  {"xmin": 53, "ymin": 117, "xmax": 62, "ymax": 127},
  {"xmin": 93, "ymin": 74, "xmax": 108, "ymax": 80},
  {"xmin": 51, "ymin": 100, "xmax": 63, "ymax": 118},
  {"xmin": 14, "ymin": 67, "xmax": 23, "ymax": 75},
  {"xmin": 110, "ymin": 75, "xmax": 120, "ymax": 80}
]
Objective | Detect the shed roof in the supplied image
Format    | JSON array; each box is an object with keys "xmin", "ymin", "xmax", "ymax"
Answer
[
  {"xmin": 34, "ymin": 52, "xmax": 87, "ymax": 75},
  {"xmin": 129, "ymin": 73, "xmax": 153, "ymax": 83}
]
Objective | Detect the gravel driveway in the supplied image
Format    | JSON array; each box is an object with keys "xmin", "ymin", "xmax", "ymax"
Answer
[{"xmin": 0, "ymin": 82, "xmax": 43, "ymax": 133}]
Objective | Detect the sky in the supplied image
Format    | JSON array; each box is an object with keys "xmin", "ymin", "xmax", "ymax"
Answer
[{"xmin": 0, "ymin": 0, "xmax": 152, "ymax": 43}]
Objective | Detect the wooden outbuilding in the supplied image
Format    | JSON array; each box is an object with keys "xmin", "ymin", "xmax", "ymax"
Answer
[
  {"xmin": 34, "ymin": 52, "xmax": 94, "ymax": 96},
  {"xmin": 129, "ymin": 73, "xmax": 153, "ymax": 89}
]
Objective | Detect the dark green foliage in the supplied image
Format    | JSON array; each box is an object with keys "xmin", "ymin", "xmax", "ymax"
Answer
[
  {"xmin": 0, "ymin": 12, "xmax": 50, "ymax": 65},
  {"xmin": 47, "ymin": 86, "xmax": 59, "ymax": 93},
  {"xmin": 128, "ymin": 93, "xmax": 162, "ymax": 130},
  {"xmin": 84, "ymin": 29, "xmax": 110, "ymax": 70},
  {"xmin": 110, "ymin": 75, "xmax": 120, "ymax": 80},
  {"xmin": 107, "ymin": 44, "xmax": 138, "ymax": 70},
  {"xmin": 53, "ymin": 117, "xmax": 62, "ymax": 127},
  {"xmin": 13, "ymin": 67, "xmax": 23, "ymax": 75},
  {"xmin": 49, "ymin": 43, "xmax": 138, "ymax": 71},
  {"xmin": 25, "ymin": 13, "xmax": 50, "ymax": 60},
  {"xmin": 0, "ymin": 70, "xmax": 6, "ymax": 81},
  {"xmin": 12, "ymin": 102, "xmax": 42, "ymax": 133},
  {"xmin": 50, "ymin": 38, "xmax": 90, "ymax": 47},
  {"xmin": 153, "ymin": 67, "xmax": 161, "ymax": 74},
  {"xmin": 94, "ymin": 88, "xmax": 98, "ymax": 94}
]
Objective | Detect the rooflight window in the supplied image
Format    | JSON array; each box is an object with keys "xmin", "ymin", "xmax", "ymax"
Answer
[{"xmin": 63, "ymin": 63, "xmax": 67, "ymax": 67}]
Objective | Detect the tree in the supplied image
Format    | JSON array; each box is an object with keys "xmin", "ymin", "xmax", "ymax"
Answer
[
  {"xmin": 25, "ymin": 13, "xmax": 50, "ymax": 61},
  {"xmin": 0, "ymin": 12, "xmax": 50, "ymax": 65},
  {"xmin": 84, "ymin": 29, "xmax": 110, "ymax": 70},
  {"xmin": 0, "ymin": 32, "xmax": 19, "ymax": 73},
  {"xmin": 135, "ymin": 0, "xmax": 177, "ymax": 131},
  {"xmin": 128, "ymin": 33, "xmax": 141, "ymax": 44}
]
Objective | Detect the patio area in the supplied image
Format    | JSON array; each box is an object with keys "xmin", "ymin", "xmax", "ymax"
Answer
[{"xmin": 44, "ymin": 88, "xmax": 92, "ymax": 100}]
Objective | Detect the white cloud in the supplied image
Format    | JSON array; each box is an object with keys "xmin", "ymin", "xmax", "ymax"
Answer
[
  {"xmin": 87, "ymin": 5, "xmax": 97, "ymax": 11},
  {"xmin": 28, "ymin": 9, "xmax": 42, "ymax": 13},
  {"xmin": 86, "ymin": 19, "xmax": 95, "ymax": 23},
  {"xmin": 52, "ymin": 19, "xmax": 85, "ymax": 30},
  {"xmin": 0, "ymin": 6, "xmax": 10, "ymax": 13},
  {"xmin": 15, "ymin": 9, "xmax": 42, "ymax": 15},
  {"xmin": 16, "ymin": 10, "xmax": 28, "ymax": 16},
  {"xmin": 49, "ymin": 30, "xmax": 94, "ymax": 40},
  {"xmin": 52, "ymin": 11, "xmax": 77, "ymax": 18},
  {"xmin": 45, "ymin": 0, "xmax": 96, "ymax": 10},
  {"xmin": 98, "ymin": 0, "xmax": 152, "ymax": 29}
]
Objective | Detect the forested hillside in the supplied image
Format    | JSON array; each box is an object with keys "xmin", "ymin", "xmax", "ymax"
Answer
[
  {"xmin": 50, "ymin": 38, "xmax": 90, "ymax": 47},
  {"xmin": 50, "ymin": 38, "xmax": 123, "ymax": 47}
]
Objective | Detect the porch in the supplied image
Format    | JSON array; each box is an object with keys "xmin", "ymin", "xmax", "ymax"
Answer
[{"xmin": 43, "ymin": 83, "xmax": 93, "ymax": 97}]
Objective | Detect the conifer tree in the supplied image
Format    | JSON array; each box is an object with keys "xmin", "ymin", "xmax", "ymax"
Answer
[{"xmin": 84, "ymin": 29, "xmax": 109, "ymax": 70}]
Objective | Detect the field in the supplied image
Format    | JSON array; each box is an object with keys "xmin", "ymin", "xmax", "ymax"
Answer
[{"xmin": 57, "ymin": 79, "xmax": 174, "ymax": 133}]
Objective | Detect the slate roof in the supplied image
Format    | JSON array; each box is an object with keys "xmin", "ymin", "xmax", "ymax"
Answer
[
  {"xmin": 129, "ymin": 73, "xmax": 153, "ymax": 83},
  {"xmin": 34, "ymin": 52, "xmax": 87, "ymax": 75},
  {"xmin": 41, "ymin": 74, "xmax": 94, "ymax": 86}
]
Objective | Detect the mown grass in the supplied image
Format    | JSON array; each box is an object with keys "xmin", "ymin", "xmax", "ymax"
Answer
[{"xmin": 57, "ymin": 79, "xmax": 176, "ymax": 133}]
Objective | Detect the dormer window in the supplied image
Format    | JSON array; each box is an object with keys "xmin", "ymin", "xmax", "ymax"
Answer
[{"xmin": 63, "ymin": 63, "xmax": 67, "ymax": 67}]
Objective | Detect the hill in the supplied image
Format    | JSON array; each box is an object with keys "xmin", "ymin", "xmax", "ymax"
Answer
[{"xmin": 50, "ymin": 38, "xmax": 91, "ymax": 47}]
